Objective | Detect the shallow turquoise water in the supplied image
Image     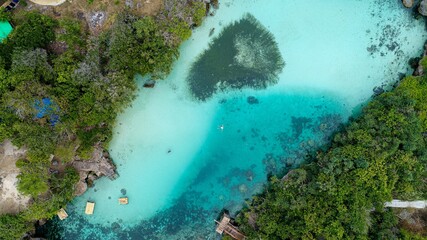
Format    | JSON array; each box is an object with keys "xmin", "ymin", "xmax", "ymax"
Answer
[
  {"xmin": 0, "ymin": 21, "xmax": 12, "ymax": 42},
  {"xmin": 43, "ymin": 0, "xmax": 426, "ymax": 239}
]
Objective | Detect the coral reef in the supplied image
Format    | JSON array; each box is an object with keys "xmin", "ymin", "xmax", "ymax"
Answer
[{"xmin": 187, "ymin": 13, "xmax": 284, "ymax": 100}]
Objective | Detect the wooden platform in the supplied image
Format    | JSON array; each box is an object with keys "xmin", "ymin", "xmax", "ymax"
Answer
[
  {"xmin": 119, "ymin": 197, "xmax": 128, "ymax": 205},
  {"xmin": 85, "ymin": 201, "xmax": 95, "ymax": 215},
  {"xmin": 57, "ymin": 208, "xmax": 68, "ymax": 220},
  {"xmin": 215, "ymin": 214, "xmax": 246, "ymax": 240}
]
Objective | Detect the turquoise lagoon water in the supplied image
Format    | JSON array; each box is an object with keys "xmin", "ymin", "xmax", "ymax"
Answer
[{"xmin": 42, "ymin": 0, "xmax": 427, "ymax": 239}]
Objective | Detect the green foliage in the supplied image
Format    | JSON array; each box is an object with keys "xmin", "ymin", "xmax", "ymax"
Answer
[
  {"xmin": 192, "ymin": 1, "xmax": 206, "ymax": 26},
  {"xmin": 238, "ymin": 74, "xmax": 427, "ymax": 239},
  {"xmin": 57, "ymin": 18, "xmax": 87, "ymax": 49},
  {"xmin": 0, "ymin": 12, "xmax": 57, "ymax": 66},
  {"xmin": 368, "ymin": 209, "xmax": 399, "ymax": 239},
  {"xmin": 54, "ymin": 143, "xmax": 77, "ymax": 163},
  {"xmin": 399, "ymin": 229, "xmax": 426, "ymax": 240},
  {"xmin": 20, "ymin": 0, "xmax": 28, "ymax": 7},
  {"xmin": 0, "ymin": 214, "xmax": 32, "ymax": 240},
  {"xmin": 420, "ymin": 56, "xmax": 427, "ymax": 71},
  {"xmin": 108, "ymin": 14, "xmax": 178, "ymax": 78},
  {"xmin": 0, "ymin": 5, "xmax": 206, "ymax": 239},
  {"xmin": 166, "ymin": 18, "xmax": 192, "ymax": 44},
  {"xmin": 0, "ymin": 10, "xmax": 12, "ymax": 22},
  {"xmin": 16, "ymin": 158, "xmax": 50, "ymax": 197}
]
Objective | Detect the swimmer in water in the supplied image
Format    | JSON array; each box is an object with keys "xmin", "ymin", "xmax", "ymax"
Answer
[{"xmin": 219, "ymin": 124, "xmax": 224, "ymax": 131}]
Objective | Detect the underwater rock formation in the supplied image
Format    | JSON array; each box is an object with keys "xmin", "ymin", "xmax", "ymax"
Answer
[
  {"xmin": 187, "ymin": 13, "xmax": 285, "ymax": 100},
  {"xmin": 247, "ymin": 96, "xmax": 259, "ymax": 104}
]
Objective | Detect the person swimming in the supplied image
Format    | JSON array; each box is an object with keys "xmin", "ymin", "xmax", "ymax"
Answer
[{"xmin": 219, "ymin": 124, "xmax": 224, "ymax": 131}]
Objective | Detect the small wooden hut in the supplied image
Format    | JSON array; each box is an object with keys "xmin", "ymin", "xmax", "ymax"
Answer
[
  {"xmin": 57, "ymin": 208, "xmax": 68, "ymax": 220},
  {"xmin": 215, "ymin": 214, "xmax": 246, "ymax": 240},
  {"xmin": 119, "ymin": 197, "xmax": 128, "ymax": 205},
  {"xmin": 85, "ymin": 201, "xmax": 95, "ymax": 215}
]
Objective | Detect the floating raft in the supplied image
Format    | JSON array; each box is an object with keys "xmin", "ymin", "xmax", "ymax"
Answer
[
  {"xmin": 57, "ymin": 208, "xmax": 68, "ymax": 220},
  {"xmin": 119, "ymin": 197, "xmax": 128, "ymax": 205},
  {"xmin": 85, "ymin": 201, "xmax": 95, "ymax": 215},
  {"xmin": 215, "ymin": 214, "xmax": 246, "ymax": 240}
]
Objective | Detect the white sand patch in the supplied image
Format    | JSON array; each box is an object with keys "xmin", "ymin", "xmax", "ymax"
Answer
[
  {"xmin": 385, "ymin": 200, "xmax": 427, "ymax": 209},
  {"xmin": 28, "ymin": 0, "xmax": 66, "ymax": 6},
  {"xmin": 0, "ymin": 140, "xmax": 30, "ymax": 215}
]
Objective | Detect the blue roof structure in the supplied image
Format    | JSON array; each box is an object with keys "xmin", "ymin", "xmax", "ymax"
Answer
[{"xmin": 34, "ymin": 98, "xmax": 60, "ymax": 126}]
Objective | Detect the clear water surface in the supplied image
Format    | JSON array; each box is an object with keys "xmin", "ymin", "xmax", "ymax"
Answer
[{"xmin": 43, "ymin": 0, "xmax": 426, "ymax": 239}]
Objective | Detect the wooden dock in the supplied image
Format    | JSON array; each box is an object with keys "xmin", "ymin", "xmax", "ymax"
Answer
[
  {"xmin": 85, "ymin": 201, "xmax": 95, "ymax": 215},
  {"xmin": 215, "ymin": 214, "xmax": 246, "ymax": 240},
  {"xmin": 57, "ymin": 208, "xmax": 68, "ymax": 220},
  {"xmin": 119, "ymin": 197, "xmax": 128, "ymax": 205}
]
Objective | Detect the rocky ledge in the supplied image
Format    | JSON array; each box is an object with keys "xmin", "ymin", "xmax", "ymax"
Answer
[
  {"xmin": 72, "ymin": 145, "xmax": 118, "ymax": 196},
  {"xmin": 419, "ymin": 0, "xmax": 427, "ymax": 16},
  {"xmin": 414, "ymin": 43, "xmax": 427, "ymax": 76},
  {"xmin": 402, "ymin": 0, "xmax": 414, "ymax": 8}
]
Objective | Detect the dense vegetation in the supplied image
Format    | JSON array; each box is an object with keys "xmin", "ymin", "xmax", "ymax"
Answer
[
  {"xmin": 237, "ymin": 64, "xmax": 427, "ymax": 238},
  {"xmin": 0, "ymin": 1, "xmax": 206, "ymax": 239}
]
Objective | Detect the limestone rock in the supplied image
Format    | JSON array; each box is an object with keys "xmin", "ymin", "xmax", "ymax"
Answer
[
  {"xmin": 73, "ymin": 146, "xmax": 117, "ymax": 180},
  {"xmin": 86, "ymin": 11, "xmax": 107, "ymax": 34},
  {"xmin": 415, "ymin": 44, "xmax": 427, "ymax": 76},
  {"xmin": 74, "ymin": 181, "xmax": 87, "ymax": 196},
  {"xmin": 247, "ymin": 96, "xmax": 259, "ymax": 104},
  {"xmin": 402, "ymin": 0, "xmax": 414, "ymax": 8},
  {"xmin": 419, "ymin": 0, "xmax": 427, "ymax": 16}
]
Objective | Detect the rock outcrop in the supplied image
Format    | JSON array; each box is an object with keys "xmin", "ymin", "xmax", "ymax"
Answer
[
  {"xmin": 72, "ymin": 145, "xmax": 117, "ymax": 196},
  {"xmin": 419, "ymin": 0, "xmax": 427, "ymax": 16},
  {"xmin": 414, "ymin": 44, "xmax": 427, "ymax": 76},
  {"xmin": 402, "ymin": 0, "xmax": 414, "ymax": 8}
]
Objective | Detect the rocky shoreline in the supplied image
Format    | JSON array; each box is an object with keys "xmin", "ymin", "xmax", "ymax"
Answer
[
  {"xmin": 72, "ymin": 144, "xmax": 118, "ymax": 196},
  {"xmin": 0, "ymin": 140, "xmax": 117, "ymax": 214}
]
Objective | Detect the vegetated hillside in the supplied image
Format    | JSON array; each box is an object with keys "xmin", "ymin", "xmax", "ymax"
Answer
[
  {"xmin": 0, "ymin": 1, "xmax": 209, "ymax": 239},
  {"xmin": 237, "ymin": 59, "xmax": 427, "ymax": 239}
]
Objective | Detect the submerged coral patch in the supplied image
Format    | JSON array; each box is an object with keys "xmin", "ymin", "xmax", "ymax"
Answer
[{"xmin": 187, "ymin": 13, "xmax": 285, "ymax": 100}]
